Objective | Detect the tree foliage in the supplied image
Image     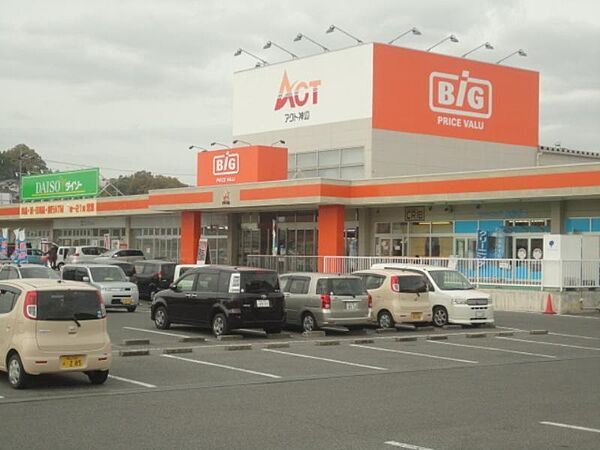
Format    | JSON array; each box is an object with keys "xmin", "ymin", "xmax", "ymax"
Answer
[
  {"xmin": 0, "ymin": 144, "xmax": 49, "ymax": 180},
  {"xmin": 105, "ymin": 170, "xmax": 186, "ymax": 195}
]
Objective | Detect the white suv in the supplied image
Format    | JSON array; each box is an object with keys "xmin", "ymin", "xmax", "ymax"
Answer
[{"xmin": 371, "ymin": 263, "xmax": 494, "ymax": 327}]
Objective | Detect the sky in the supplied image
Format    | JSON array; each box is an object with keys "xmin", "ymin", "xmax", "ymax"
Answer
[{"xmin": 1, "ymin": 0, "xmax": 599, "ymax": 185}]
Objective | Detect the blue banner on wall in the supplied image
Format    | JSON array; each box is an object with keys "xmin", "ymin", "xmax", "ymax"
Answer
[{"xmin": 476, "ymin": 229, "xmax": 488, "ymax": 258}]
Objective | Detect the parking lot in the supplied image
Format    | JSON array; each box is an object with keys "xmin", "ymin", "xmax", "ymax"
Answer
[{"xmin": 1, "ymin": 306, "xmax": 599, "ymax": 449}]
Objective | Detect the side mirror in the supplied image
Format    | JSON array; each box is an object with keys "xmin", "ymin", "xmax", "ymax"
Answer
[
  {"xmin": 82, "ymin": 276, "xmax": 90, "ymax": 282},
  {"xmin": 169, "ymin": 283, "xmax": 177, "ymax": 291},
  {"xmin": 112, "ymin": 254, "xmax": 118, "ymax": 258}
]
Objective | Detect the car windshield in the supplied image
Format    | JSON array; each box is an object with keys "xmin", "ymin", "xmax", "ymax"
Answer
[
  {"xmin": 240, "ymin": 272, "xmax": 280, "ymax": 294},
  {"xmin": 100, "ymin": 250, "xmax": 117, "ymax": 257},
  {"xmin": 37, "ymin": 290, "xmax": 102, "ymax": 321},
  {"xmin": 429, "ymin": 270, "xmax": 474, "ymax": 290},
  {"xmin": 89, "ymin": 266, "xmax": 127, "ymax": 282},
  {"xmin": 19, "ymin": 266, "xmax": 60, "ymax": 279},
  {"xmin": 318, "ymin": 278, "xmax": 366, "ymax": 296}
]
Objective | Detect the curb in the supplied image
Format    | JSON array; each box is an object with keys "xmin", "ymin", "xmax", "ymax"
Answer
[
  {"xmin": 122, "ymin": 339, "xmax": 150, "ymax": 346},
  {"xmin": 466, "ymin": 333, "xmax": 487, "ymax": 338},
  {"xmin": 315, "ymin": 340, "xmax": 340, "ymax": 346},
  {"xmin": 375, "ymin": 328, "xmax": 396, "ymax": 334},
  {"xmin": 217, "ymin": 335, "xmax": 244, "ymax": 341},
  {"xmin": 353, "ymin": 339, "xmax": 375, "ymax": 344},
  {"xmin": 179, "ymin": 337, "xmax": 206, "ymax": 343},
  {"xmin": 395, "ymin": 336, "xmax": 418, "ymax": 342},
  {"xmin": 266, "ymin": 333, "xmax": 292, "ymax": 339},
  {"xmin": 530, "ymin": 330, "xmax": 548, "ymax": 335},
  {"xmin": 496, "ymin": 331, "xmax": 514, "ymax": 337},
  {"xmin": 119, "ymin": 349, "xmax": 150, "ymax": 357},
  {"xmin": 302, "ymin": 331, "xmax": 326, "ymax": 338},
  {"xmin": 225, "ymin": 344, "xmax": 252, "ymax": 351},
  {"xmin": 442, "ymin": 325, "xmax": 462, "ymax": 330},
  {"xmin": 426, "ymin": 335, "xmax": 448, "ymax": 341},
  {"xmin": 163, "ymin": 347, "xmax": 193, "ymax": 354},
  {"xmin": 264, "ymin": 342, "xmax": 291, "ymax": 349}
]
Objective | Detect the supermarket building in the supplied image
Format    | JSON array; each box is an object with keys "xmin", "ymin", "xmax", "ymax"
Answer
[{"xmin": 2, "ymin": 43, "xmax": 600, "ymax": 268}]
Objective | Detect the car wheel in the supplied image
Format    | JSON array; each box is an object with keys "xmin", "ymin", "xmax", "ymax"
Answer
[
  {"xmin": 432, "ymin": 306, "xmax": 449, "ymax": 327},
  {"xmin": 212, "ymin": 313, "xmax": 229, "ymax": 337},
  {"xmin": 377, "ymin": 310, "xmax": 394, "ymax": 329},
  {"xmin": 302, "ymin": 313, "xmax": 318, "ymax": 332},
  {"xmin": 87, "ymin": 370, "xmax": 109, "ymax": 385},
  {"xmin": 7, "ymin": 353, "xmax": 29, "ymax": 390},
  {"xmin": 126, "ymin": 306, "xmax": 137, "ymax": 313},
  {"xmin": 265, "ymin": 327, "xmax": 282, "ymax": 334},
  {"xmin": 57, "ymin": 262, "xmax": 64, "ymax": 270},
  {"xmin": 154, "ymin": 306, "xmax": 170, "ymax": 330}
]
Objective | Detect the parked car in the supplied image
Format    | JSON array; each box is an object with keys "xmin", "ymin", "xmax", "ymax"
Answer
[
  {"xmin": 132, "ymin": 260, "xmax": 176, "ymax": 300},
  {"xmin": 61, "ymin": 264, "xmax": 139, "ymax": 312},
  {"xmin": 95, "ymin": 249, "xmax": 145, "ymax": 263},
  {"xmin": 25, "ymin": 248, "xmax": 46, "ymax": 265},
  {"xmin": 65, "ymin": 246, "xmax": 108, "ymax": 265},
  {"xmin": 0, "ymin": 279, "xmax": 112, "ymax": 389},
  {"xmin": 0, "ymin": 264, "xmax": 60, "ymax": 280},
  {"xmin": 56, "ymin": 246, "xmax": 71, "ymax": 268},
  {"xmin": 105, "ymin": 261, "xmax": 136, "ymax": 280},
  {"xmin": 279, "ymin": 273, "xmax": 371, "ymax": 332},
  {"xmin": 0, "ymin": 254, "xmax": 11, "ymax": 264},
  {"xmin": 151, "ymin": 266, "xmax": 285, "ymax": 336},
  {"xmin": 174, "ymin": 264, "xmax": 204, "ymax": 281},
  {"xmin": 353, "ymin": 269, "xmax": 432, "ymax": 328},
  {"xmin": 370, "ymin": 264, "xmax": 494, "ymax": 327}
]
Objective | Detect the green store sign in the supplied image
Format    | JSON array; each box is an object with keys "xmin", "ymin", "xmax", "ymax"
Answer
[{"xmin": 21, "ymin": 168, "xmax": 99, "ymax": 201}]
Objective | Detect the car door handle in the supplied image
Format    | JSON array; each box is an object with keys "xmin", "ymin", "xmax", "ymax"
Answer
[{"xmin": 185, "ymin": 293, "xmax": 198, "ymax": 298}]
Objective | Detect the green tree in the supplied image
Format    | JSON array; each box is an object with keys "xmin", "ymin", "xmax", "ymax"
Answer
[
  {"xmin": 0, "ymin": 144, "xmax": 49, "ymax": 181},
  {"xmin": 105, "ymin": 170, "xmax": 186, "ymax": 196}
]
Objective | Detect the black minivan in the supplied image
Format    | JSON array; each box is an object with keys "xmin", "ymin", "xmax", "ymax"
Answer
[
  {"xmin": 150, "ymin": 266, "xmax": 285, "ymax": 336},
  {"xmin": 132, "ymin": 260, "xmax": 176, "ymax": 299}
]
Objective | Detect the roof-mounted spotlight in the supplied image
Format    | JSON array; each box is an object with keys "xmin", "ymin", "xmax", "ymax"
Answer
[
  {"xmin": 426, "ymin": 34, "xmax": 459, "ymax": 52},
  {"xmin": 210, "ymin": 142, "xmax": 231, "ymax": 149},
  {"xmin": 293, "ymin": 33, "xmax": 329, "ymax": 52},
  {"xmin": 263, "ymin": 40, "xmax": 298, "ymax": 59},
  {"xmin": 270, "ymin": 140, "xmax": 286, "ymax": 146},
  {"xmin": 188, "ymin": 145, "xmax": 208, "ymax": 152},
  {"xmin": 232, "ymin": 139, "xmax": 252, "ymax": 146},
  {"xmin": 233, "ymin": 48, "xmax": 268, "ymax": 67},
  {"xmin": 325, "ymin": 24, "xmax": 363, "ymax": 44},
  {"xmin": 388, "ymin": 27, "xmax": 422, "ymax": 45},
  {"xmin": 462, "ymin": 42, "xmax": 494, "ymax": 58},
  {"xmin": 496, "ymin": 49, "xmax": 527, "ymax": 64}
]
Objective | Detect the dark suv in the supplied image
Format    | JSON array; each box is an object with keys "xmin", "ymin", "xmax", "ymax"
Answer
[
  {"xmin": 131, "ymin": 260, "xmax": 176, "ymax": 299},
  {"xmin": 150, "ymin": 266, "xmax": 285, "ymax": 336}
]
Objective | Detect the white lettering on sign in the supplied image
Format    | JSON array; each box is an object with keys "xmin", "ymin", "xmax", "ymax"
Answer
[
  {"xmin": 429, "ymin": 70, "xmax": 492, "ymax": 119},
  {"xmin": 213, "ymin": 152, "xmax": 240, "ymax": 176}
]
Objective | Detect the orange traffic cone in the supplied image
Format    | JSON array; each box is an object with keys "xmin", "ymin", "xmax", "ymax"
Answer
[{"xmin": 544, "ymin": 294, "xmax": 556, "ymax": 315}]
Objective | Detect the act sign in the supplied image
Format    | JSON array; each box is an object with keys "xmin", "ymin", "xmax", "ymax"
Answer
[{"xmin": 21, "ymin": 168, "xmax": 99, "ymax": 201}]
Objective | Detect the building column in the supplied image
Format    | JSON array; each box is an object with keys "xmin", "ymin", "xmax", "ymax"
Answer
[
  {"xmin": 318, "ymin": 205, "xmax": 345, "ymax": 271},
  {"xmin": 227, "ymin": 213, "xmax": 240, "ymax": 266},
  {"xmin": 357, "ymin": 208, "xmax": 372, "ymax": 256},
  {"xmin": 180, "ymin": 211, "xmax": 201, "ymax": 264},
  {"xmin": 550, "ymin": 201, "xmax": 565, "ymax": 234}
]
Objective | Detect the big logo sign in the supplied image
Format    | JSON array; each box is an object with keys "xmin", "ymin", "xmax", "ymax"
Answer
[
  {"xmin": 429, "ymin": 70, "xmax": 492, "ymax": 119},
  {"xmin": 213, "ymin": 152, "xmax": 240, "ymax": 176}
]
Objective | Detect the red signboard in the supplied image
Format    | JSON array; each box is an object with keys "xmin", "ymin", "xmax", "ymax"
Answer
[
  {"xmin": 372, "ymin": 44, "xmax": 539, "ymax": 147},
  {"xmin": 196, "ymin": 146, "xmax": 288, "ymax": 187}
]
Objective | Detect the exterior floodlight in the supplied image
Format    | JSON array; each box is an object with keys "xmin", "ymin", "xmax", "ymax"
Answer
[
  {"xmin": 263, "ymin": 40, "xmax": 298, "ymax": 58},
  {"xmin": 188, "ymin": 145, "xmax": 208, "ymax": 151},
  {"xmin": 326, "ymin": 24, "xmax": 363, "ymax": 44},
  {"xmin": 233, "ymin": 48, "xmax": 268, "ymax": 66},
  {"xmin": 427, "ymin": 34, "xmax": 459, "ymax": 52},
  {"xmin": 210, "ymin": 142, "xmax": 231, "ymax": 149},
  {"xmin": 271, "ymin": 140, "xmax": 286, "ymax": 146},
  {"xmin": 233, "ymin": 139, "xmax": 252, "ymax": 146},
  {"xmin": 496, "ymin": 49, "xmax": 527, "ymax": 64},
  {"xmin": 293, "ymin": 33, "xmax": 329, "ymax": 52},
  {"xmin": 461, "ymin": 42, "xmax": 494, "ymax": 58},
  {"xmin": 388, "ymin": 27, "xmax": 422, "ymax": 45}
]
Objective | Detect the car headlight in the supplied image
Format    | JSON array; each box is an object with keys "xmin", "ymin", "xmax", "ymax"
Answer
[{"xmin": 452, "ymin": 298, "xmax": 468, "ymax": 305}]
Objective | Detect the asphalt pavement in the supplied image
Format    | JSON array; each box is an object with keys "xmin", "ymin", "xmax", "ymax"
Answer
[{"xmin": 0, "ymin": 305, "xmax": 599, "ymax": 450}]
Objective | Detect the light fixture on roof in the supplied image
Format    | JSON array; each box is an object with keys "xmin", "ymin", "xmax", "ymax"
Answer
[
  {"xmin": 325, "ymin": 24, "xmax": 363, "ymax": 44},
  {"xmin": 293, "ymin": 33, "xmax": 329, "ymax": 52},
  {"xmin": 426, "ymin": 34, "xmax": 459, "ymax": 52},
  {"xmin": 461, "ymin": 41, "xmax": 494, "ymax": 58},
  {"xmin": 496, "ymin": 49, "xmax": 527, "ymax": 64},
  {"xmin": 188, "ymin": 145, "xmax": 208, "ymax": 152},
  {"xmin": 233, "ymin": 48, "xmax": 269, "ymax": 67},
  {"xmin": 270, "ymin": 140, "xmax": 286, "ymax": 146},
  {"xmin": 388, "ymin": 27, "xmax": 422, "ymax": 45},
  {"xmin": 263, "ymin": 40, "xmax": 298, "ymax": 59},
  {"xmin": 232, "ymin": 139, "xmax": 252, "ymax": 146},
  {"xmin": 210, "ymin": 142, "xmax": 231, "ymax": 149}
]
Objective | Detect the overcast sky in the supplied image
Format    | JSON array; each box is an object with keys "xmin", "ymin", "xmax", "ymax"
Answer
[{"xmin": 1, "ymin": 0, "xmax": 599, "ymax": 185}]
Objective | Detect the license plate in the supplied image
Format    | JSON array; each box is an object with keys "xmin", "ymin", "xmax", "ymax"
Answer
[
  {"xmin": 411, "ymin": 312, "xmax": 422, "ymax": 321},
  {"xmin": 122, "ymin": 298, "xmax": 132, "ymax": 305},
  {"xmin": 475, "ymin": 310, "xmax": 485, "ymax": 318},
  {"xmin": 256, "ymin": 299, "xmax": 270, "ymax": 308},
  {"xmin": 345, "ymin": 302, "xmax": 358, "ymax": 311},
  {"xmin": 60, "ymin": 355, "xmax": 84, "ymax": 369}
]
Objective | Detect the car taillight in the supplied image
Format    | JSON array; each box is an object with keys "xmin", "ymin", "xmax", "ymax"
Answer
[
  {"xmin": 23, "ymin": 291, "xmax": 38, "ymax": 319},
  {"xmin": 96, "ymin": 290, "xmax": 106, "ymax": 318},
  {"xmin": 391, "ymin": 276, "xmax": 400, "ymax": 293},
  {"xmin": 320, "ymin": 294, "xmax": 331, "ymax": 310},
  {"xmin": 74, "ymin": 252, "xmax": 80, "ymax": 257},
  {"xmin": 157, "ymin": 271, "xmax": 163, "ymax": 280},
  {"xmin": 368, "ymin": 293, "xmax": 373, "ymax": 308}
]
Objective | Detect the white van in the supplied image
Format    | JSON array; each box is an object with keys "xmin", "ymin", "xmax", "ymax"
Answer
[{"xmin": 370, "ymin": 263, "xmax": 494, "ymax": 327}]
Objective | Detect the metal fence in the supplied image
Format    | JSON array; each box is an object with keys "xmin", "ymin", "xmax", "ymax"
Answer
[{"xmin": 247, "ymin": 255, "xmax": 600, "ymax": 290}]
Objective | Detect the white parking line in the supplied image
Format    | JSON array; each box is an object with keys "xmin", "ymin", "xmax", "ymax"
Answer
[
  {"xmin": 549, "ymin": 332, "xmax": 600, "ymax": 341},
  {"xmin": 496, "ymin": 326, "xmax": 525, "ymax": 331},
  {"xmin": 557, "ymin": 315, "xmax": 600, "ymax": 320},
  {"xmin": 123, "ymin": 326, "xmax": 190, "ymax": 338},
  {"xmin": 262, "ymin": 348, "xmax": 388, "ymax": 371},
  {"xmin": 350, "ymin": 344, "xmax": 478, "ymax": 364},
  {"xmin": 384, "ymin": 441, "xmax": 434, "ymax": 449},
  {"xmin": 0, "ymin": 396, "xmax": 4, "ymax": 399},
  {"xmin": 427, "ymin": 340, "xmax": 557, "ymax": 359},
  {"xmin": 108, "ymin": 375, "xmax": 157, "ymax": 388},
  {"xmin": 161, "ymin": 354, "xmax": 281, "ymax": 379},
  {"xmin": 540, "ymin": 421, "xmax": 600, "ymax": 434},
  {"xmin": 497, "ymin": 336, "xmax": 600, "ymax": 351}
]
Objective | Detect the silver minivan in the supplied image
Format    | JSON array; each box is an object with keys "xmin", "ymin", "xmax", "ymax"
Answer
[
  {"xmin": 61, "ymin": 264, "xmax": 139, "ymax": 312},
  {"xmin": 279, "ymin": 273, "xmax": 371, "ymax": 332}
]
